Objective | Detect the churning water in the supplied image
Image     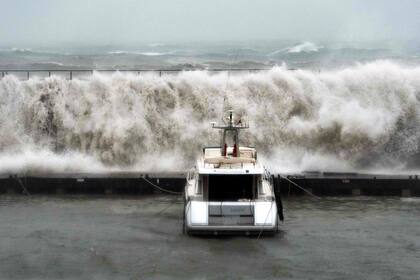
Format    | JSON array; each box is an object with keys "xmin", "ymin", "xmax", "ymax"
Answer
[
  {"xmin": 2, "ymin": 61, "xmax": 420, "ymax": 173},
  {"xmin": 0, "ymin": 195, "xmax": 419, "ymax": 279}
]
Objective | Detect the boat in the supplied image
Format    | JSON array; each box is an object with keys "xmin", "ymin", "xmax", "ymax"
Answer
[{"xmin": 183, "ymin": 111, "xmax": 282, "ymax": 235}]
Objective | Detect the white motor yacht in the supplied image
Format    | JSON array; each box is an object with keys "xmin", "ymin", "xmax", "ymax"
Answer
[{"xmin": 183, "ymin": 111, "xmax": 281, "ymax": 235}]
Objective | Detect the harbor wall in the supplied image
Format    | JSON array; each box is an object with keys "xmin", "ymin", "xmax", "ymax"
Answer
[
  {"xmin": 0, "ymin": 173, "xmax": 420, "ymax": 196},
  {"xmin": 273, "ymin": 175, "xmax": 420, "ymax": 197}
]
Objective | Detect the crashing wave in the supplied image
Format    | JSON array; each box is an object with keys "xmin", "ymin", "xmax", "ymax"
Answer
[
  {"xmin": 108, "ymin": 50, "xmax": 173, "ymax": 56},
  {"xmin": 269, "ymin": 42, "xmax": 323, "ymax": 56},
  {"xmin": 1, "ymin": 61, "xmax": 420, "ymax": 173},
  {"xmin": 287, "ymin": 41, "xmax": 323, "ymax": 53}
]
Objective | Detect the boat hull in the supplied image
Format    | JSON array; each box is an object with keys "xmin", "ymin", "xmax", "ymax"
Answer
[{"xmin": 184, "ymin": 200, "xmax": 278, "ymax": 235}]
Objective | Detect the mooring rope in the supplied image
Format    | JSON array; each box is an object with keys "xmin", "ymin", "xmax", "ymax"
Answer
[
  {"xmin": 14, "ymin": 175, "xmax": 30, "ymax": 196},
  {"xmin": 257, "ymin": 200, "xmax": 275, "ymax": 239},
  {"xmin": 140, "ymin": 177, "xmax": 183, "ymax": 195},
  {"xmin": 256, "ymin": 174, "xmax": 321, "ymax": 238},
  {"xmin": 279, "ymin": 174, "xmax": 321, "ymax": 199}
]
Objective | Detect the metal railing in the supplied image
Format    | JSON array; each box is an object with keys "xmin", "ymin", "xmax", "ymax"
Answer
[{"xmin": 0, "ymin": 68, "xmax": 273, "ymax": 80}]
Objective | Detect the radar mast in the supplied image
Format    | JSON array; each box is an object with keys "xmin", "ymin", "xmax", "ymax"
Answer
[{"xmin": 211, "ymin": 110, "xmax": 248, "ymax": 157}]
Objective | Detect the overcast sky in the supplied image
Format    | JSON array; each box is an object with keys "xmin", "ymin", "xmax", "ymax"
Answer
[{"xmin": 0, "ymin": 0, "xmax": 419, "ymax": 46}]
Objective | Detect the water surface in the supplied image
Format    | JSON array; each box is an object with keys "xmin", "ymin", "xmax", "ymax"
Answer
[{"xmin": 0, "ymin": 195, "xmax": 419, "ymax": 279}]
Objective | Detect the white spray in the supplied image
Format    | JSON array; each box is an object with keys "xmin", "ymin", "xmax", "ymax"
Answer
[{"xmin": 1, "ymin": 61, "xmax": 420, "ymax": 173}]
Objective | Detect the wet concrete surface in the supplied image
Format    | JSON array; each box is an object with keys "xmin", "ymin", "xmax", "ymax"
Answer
[{"xmin": 0, "ymin": 195, "xmax": 419, "ymax": 279}]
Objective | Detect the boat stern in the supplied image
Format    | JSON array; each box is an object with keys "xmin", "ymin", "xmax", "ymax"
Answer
[{"xmin": 185, "ymin": 200, "xmax": 278, "ymax": 235}]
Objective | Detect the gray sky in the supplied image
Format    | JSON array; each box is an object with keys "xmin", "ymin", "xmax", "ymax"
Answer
[{"xmin": 0, "ymin": 0, "xmax": 419, "ymax": 46}]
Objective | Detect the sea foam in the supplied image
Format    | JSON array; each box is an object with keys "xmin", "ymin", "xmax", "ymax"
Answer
[{"xmin": 1, "ymin": 61, "xmax": 420, "ymax": 173}]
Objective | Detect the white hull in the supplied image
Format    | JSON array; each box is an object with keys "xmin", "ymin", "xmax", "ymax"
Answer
[{"xmin": 184, "ymin": 200, "xmax": 278, "ymax": 234}]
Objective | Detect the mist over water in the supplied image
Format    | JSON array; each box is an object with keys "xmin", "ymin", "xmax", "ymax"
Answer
[
  {"xmin": 1, "ymin": 40, "xmax": 419, "ymax": 71},
  {"xmin": 1, "ymin": 61, "xmax": 420, "ymax": 173}
]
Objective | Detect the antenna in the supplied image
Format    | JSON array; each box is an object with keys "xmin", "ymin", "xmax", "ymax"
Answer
[
  {"xmin": 221, "ymin": 97, "xmax": 227, "ymax": 124},
  {"xmin": 220, "ymin": 53, "xmax": 237, "ymax": 124}
]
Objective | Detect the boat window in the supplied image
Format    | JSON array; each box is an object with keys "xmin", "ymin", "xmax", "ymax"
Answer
[{"xmin": 208, "ymin": 175, "xmax": 255, "ymax": 201}]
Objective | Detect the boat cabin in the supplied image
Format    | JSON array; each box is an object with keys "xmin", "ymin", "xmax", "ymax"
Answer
[{"xmin": 184, "ymin": 111, "xmax": 279, "ymax": 234}]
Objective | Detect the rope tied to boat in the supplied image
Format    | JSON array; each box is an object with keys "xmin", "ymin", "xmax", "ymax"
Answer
[
  {"xmin": 279, "ymin": 174, "xmax": 321, "ymax": 199},
  {"xmin": 257, "ymin": 200, "xmax": 275, "ymax": 239},
  {"xmin": 140, "ymin": 177, "xmax": 183, "ymax": 195},
  {"xmin": 12, "ymin": 175, "xmax": 30, "ymax": 196}
]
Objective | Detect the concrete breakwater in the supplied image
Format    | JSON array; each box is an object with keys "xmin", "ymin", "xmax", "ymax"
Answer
[{"xmin": 1, "ymin": 172, "xmax": 419, "ymax": 196}]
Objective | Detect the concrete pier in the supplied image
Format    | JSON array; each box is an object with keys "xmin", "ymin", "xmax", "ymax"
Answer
[
  {"xmin": 6, "ymin": 187, "xmax": 16, "ymax": 195},
  {"xmin": 276, "ymin": 172, "xmax": 420, "ymax": 196},
  {"xmin": 402, "ymin": 189, "xmax": 412, "ymax": 197},
  {"xmin": 0, "ymin": 172, "xmax": 420, "ymax": 196},
  {"xmin": 104, "ymin": 187, "xmax": 113, "ymax": 195},
  {"xmin": 305, "ymin": 188, "xmax": 313, "ymax": 196},
  {"xmin": 0, "ymin": 172, "xmax": 185, "ymax": 195},
  {"xmin": 56, "ymin": 187, "xmax": 65, "ymax": 195}
]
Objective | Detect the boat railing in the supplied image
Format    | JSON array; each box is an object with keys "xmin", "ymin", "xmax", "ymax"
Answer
[{"xmin": 0, "ymin": 68, "xmax": 272, "ymax": 81}]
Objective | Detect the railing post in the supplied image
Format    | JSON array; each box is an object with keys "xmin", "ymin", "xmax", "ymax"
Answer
[{"xmin": 0, "ymin": 68, "xmax": 271, "ymax": 81}]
